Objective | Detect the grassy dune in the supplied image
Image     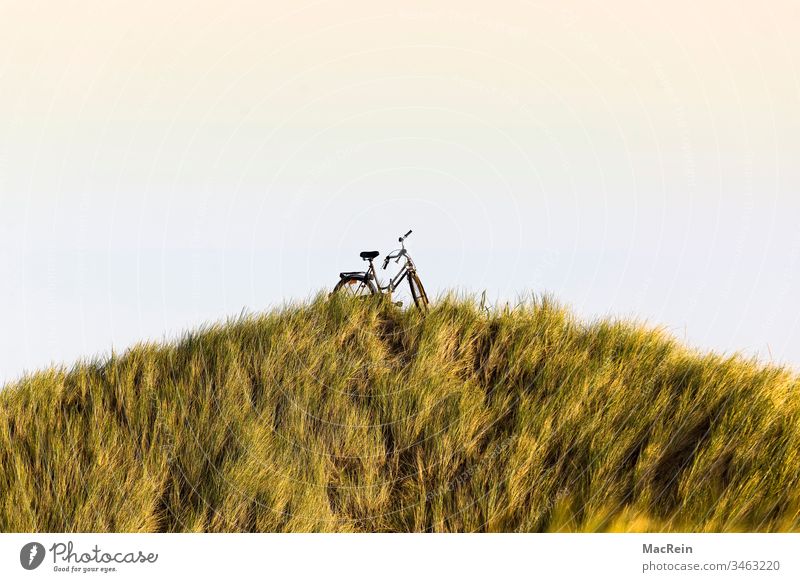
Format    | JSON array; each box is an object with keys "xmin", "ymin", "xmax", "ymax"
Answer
[{"xmin": 1, "ymin": 294, "xmax": 798, "ymax": 532}]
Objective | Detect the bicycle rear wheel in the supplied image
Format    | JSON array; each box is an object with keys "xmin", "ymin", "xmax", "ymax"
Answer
[
  {"xmin": 408, "ymin": 272, "xmax": 429, "ymax": 312},
  {"xmin": 333, "ymin": 276, "xmax": 377, "ymax": 298}
]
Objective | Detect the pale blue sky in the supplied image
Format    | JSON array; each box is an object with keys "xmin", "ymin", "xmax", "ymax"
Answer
[{"xmin": 1, "ymin": 1, "xmax": 799, "ymax": 383}]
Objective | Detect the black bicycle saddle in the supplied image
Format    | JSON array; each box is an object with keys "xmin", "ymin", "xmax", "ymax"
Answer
[{"xmin": 360, "ymin": 251, "xmax": 379, "ymax": 260}]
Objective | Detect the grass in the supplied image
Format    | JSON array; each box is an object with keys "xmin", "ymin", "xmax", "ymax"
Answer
[{"xmin": 1, "ymin": 293, "xmax": 798, "ymax": 532}]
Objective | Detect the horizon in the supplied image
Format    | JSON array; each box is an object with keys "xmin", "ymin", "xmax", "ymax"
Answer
[{"xmin": 2, "ymin": 290, "xmax": 796, "ymax": 389}]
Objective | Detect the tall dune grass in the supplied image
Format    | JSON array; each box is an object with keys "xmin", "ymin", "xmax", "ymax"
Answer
[{"xmin": 1, "ymin": 293, "xmax": 798, "ymax": 532}]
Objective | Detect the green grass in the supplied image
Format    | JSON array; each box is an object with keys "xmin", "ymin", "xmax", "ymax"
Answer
[{"xmin": 1, "ymin": 293, "xmax": 798, "ymax": 532}]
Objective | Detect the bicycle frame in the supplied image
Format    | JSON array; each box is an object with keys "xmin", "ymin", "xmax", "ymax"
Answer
[
  {"xmin": 363, "ymin": 252, "xmax": 416, "ymax": 293},
  {"xmin": 338, "ymin": 230, "xmax": 422, "ymax": 300}
]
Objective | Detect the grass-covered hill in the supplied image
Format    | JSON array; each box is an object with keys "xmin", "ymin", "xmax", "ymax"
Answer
[{"xmin": 1, "ymin": 294, "xmax": 798, "ymax": 532}]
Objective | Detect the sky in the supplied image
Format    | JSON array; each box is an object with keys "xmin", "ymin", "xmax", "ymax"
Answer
[{"xmin": 1, "ymin": 0, "xmax": 799, "ymax": 384}]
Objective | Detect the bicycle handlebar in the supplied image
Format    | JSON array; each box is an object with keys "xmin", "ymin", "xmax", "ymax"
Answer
[
  {"xmin": 381, "ymin": 231, "xmax": 414, "ymax": 269},
  {"xmin": 382, "ymin": 248, "xmax": 408, "ymax": 269}
]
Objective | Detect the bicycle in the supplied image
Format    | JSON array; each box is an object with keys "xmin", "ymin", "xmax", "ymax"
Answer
[{"xmin": 332, "ymin": 230, "xmax": 430, "ymax": 311}]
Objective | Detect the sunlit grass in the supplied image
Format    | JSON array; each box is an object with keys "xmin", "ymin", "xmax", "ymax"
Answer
[{"xmin": 1, "ymin": 293, "xmax": 798, "ymax": 532}]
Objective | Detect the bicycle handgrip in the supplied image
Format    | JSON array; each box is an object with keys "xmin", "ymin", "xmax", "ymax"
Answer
[{"xmin": 404, "ymin": 230, "xmax": 412, "ymax": 238}]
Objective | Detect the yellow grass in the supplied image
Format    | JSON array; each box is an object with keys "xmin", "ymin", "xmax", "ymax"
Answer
[{"xmin": 1, "ymin": 293, "xmax": 798, "ymax": 532}]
